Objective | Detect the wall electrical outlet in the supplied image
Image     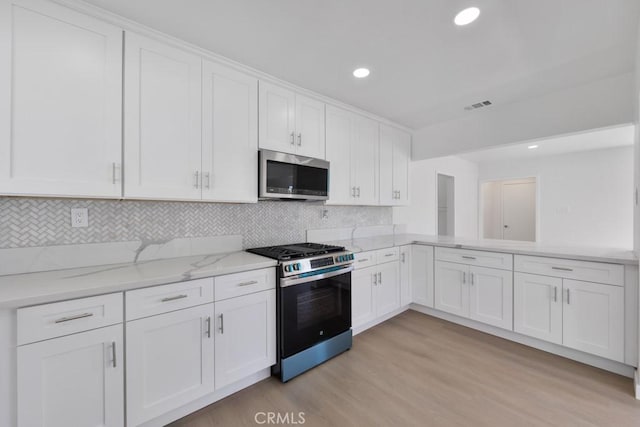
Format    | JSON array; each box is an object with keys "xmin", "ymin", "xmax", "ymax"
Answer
[
  {"xmin": 70, "ymin": 208, "xmax": 89, "ymax": 228},
  {"xmin": 322, "ymin": 209, "xmax": 329, "ymax": 220}
]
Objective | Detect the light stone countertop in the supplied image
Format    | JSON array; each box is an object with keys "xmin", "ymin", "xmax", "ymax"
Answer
[
  {"xmin": 0, "ymin": 251, "xmax": 276, "ymax": 309},
  {"xmin": 325, "ymin": 234, "xmax": 638, "ymax": 265}
]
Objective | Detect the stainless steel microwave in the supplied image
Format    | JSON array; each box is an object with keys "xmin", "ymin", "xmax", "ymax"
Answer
[{"xmin": 258, "ymin": 150, "xmax": 329, "ymax": 201}]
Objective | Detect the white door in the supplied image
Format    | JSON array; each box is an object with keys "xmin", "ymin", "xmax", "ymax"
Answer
[
  {"xmin": 378, "ymin": 124, "xmax": 395, "ymax": 205},
  {"xmin": 126, "ymin": 304, "xmax": 214, "ymax": 426},
  {"xmin": 258, "ymin": 81, "xmax": 295, "ymax": 154},
  {"xmin": 399, "ymin": 246, "xmax": 412, "ymax": 306},
  {"xmin": 17, "ymin": 324, "xmax": 124, "ymax": 427},
  {"xmin": 393, "ymin": 130, "xmax": 411, "ymax": 205},
  {"xmin": 502, "ymin": 181, "xmax": 536, "ymax": 241},
  {"xmin": 468, "ymin": 266, "xmax": 513, "ymax": 330},
  {"xmin": 0, "ymin": 0, "xmax": 123, "ymax": 198},
  {"xmin": 352, "ymin": 115, "xmax": 379, "ymax": 205},
  {"xmin": 434, "ymin": 261, "xmax": 468, "ymax": 317},
  {"xmin": 351, "ymin": 266, "xmax": 376, "ymax": 329},
  {"xmin": 411, "ymin": 245, "xmax": 434, "ymax": 308},
  {"xmin": 376, "ymin": 262, "xmax": 401, "ymax": 317},
  {"xmin": 325, "ymin": 105, "xmax": 354, "ymax": 205},
  {"xmin": 563, "ymin": 279, "xmax": 624, "ymax": 362},
  {"xmin": 215, "ymin": 290, "xmax": 276, "ymax": 389},
  {"xmin": 295, "ymin": 94, "xmax": 325, "ymax": 159},
  {"xmin": 513, "ymin": 273, "xmax": 562, "ymax": 345},
  {"xmin": 124, "ymin": 32, "xmax": 202, "ymax": 200},
  {"xmin": 202, "ymin": 60, "xmax": 258, "ymax": 203}
]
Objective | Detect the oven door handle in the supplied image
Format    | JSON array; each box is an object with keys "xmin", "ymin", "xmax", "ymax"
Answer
[{"xmin": 280, "ymin": 265, "xmax": 354, "ymax": 288}]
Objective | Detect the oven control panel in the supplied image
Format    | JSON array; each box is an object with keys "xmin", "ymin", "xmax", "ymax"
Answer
[{"xmin": 281, "ymin": 251, "xmax": 354, "ymax": 276}]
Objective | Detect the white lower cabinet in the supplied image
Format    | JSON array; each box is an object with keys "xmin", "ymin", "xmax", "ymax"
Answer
[
  {"xmin": 214, "ymin": 290, "xmax": 276, "ymax": 389},
  {"xmin": 126, "ymin": 303, "xmax": 215, "ymax": 426},
  {"xmin": 411, "ymin": 245, "xmax": 434, "ymax": 308},
  {"xmin": 17, "ymin": 324, "xmax": 124, "ymax": 427},
  {"xmin": 375, "ymin": 261, "xmax": 400, "ymax": 317},
  {"xmin": 352, "ymin": 266, "xmax": 377, "ymax": 328},
  {"xmin": 435, "ymin": 261, "xmax": 513, "ymax": 330},
  {"xmin": 514, "ymin": 273, "xmax": 624, "ymax": 362}
]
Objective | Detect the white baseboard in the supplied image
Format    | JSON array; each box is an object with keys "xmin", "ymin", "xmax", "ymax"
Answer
[
  {"xmin": 409, "ymin": 304, "xmax": 636, "ymax": 378},
  {"xmin": 353, "ymin": 305, "xmax": 410, "ymax": 336},
  {"xmin": 635, "ymin": 370, "xmax": 640, "ymax": 399}
]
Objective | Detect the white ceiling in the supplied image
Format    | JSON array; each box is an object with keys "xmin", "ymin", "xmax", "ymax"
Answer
[
  {"xmin": 82, "ymin": 0, "xmax": 640, "ymax": 129},
  {"xmin": 458, "ymin": 124, "xmax": 635, "ymax": 164}
]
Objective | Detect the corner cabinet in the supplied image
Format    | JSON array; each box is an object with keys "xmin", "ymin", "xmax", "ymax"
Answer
[
  {"xmin": 0, "ymin": 0, "xmax": 123, "ymax": 198},
  {"xmin": 258, "ymin": 81, "xmax": 325, "ymax": 159},
  {"xmin": 379, "ymin": 124, "xmax": 410, "ymax": 206}
]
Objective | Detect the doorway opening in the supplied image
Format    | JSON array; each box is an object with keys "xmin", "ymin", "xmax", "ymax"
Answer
[
  {"xmin": 481, "ymin": 177, "xmax": 537, "ymax": 242},
  {"xmin": 437, "ymin": 174, "xmax": 455, "ymax": 236}
]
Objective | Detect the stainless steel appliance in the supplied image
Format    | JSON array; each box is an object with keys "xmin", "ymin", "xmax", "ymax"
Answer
[
  {"xmin": 246, "ymin": 243, "xmax": 354, "ymax": 382},
  {"xmin": 258, "ymin": 150, "xmax": 329, "ymax": 201}
]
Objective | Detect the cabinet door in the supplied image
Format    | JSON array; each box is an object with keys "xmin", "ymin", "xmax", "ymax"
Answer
[
  {"xmin": 411, "ymin": 245, "xmax": 434, "ymax": 308},
  {"xmin": 124, "ymin": 32, "xmax": 202, "ymax": 200},
  {"xmin": 258, "ymin": 81, "xmax": 295, "ymax": 154},
  {"xmin": 469, "ymin": 266, "xmax": 513, "ymax": 330},
  {"xmin": 563, "ymin": 279, "xmax": 624, "ymax": 362},
  {"xmin": 126, "ymin": 304, "xmax": 214, "ymax": 426},
  {"xmin": 514, "ymin": 273, "xmax": 562, "ymax": 345},
  {"xmin": 0, "ymin": 0, "xmax": 122, "ymax": 198},
  {"xmin": 352, "ymin": 266, "xmax": 376, "ymax": 328},
  {"xmin": 434, "ymin": 261, "xmax": 468, "ymax": 317},
  {"xmin": 295, "ymin": 94, "xmax": 325, "ymax": 159},
  {"xmin": 17, "ymin": 324, "xmax": 124, "ymax": 427},
  {"xmin": 378, "ymin": 124, "xmax": 395, "ymax": 205},
  {"xmin": 376, "ymin": 262, "xmax": 401, "ymax": 317},
  {"xmin": 202, "ymin": 60, "xmax": 258, "ymax": 202},
  {"xmin": 325, "ymin": 105, "xmax": 354, "ymax": 204},
  {"xmin": 399, "ymin": 246, "xmax": 412, "ymax": 306},
  {"xmin": 215, "ymin": 290, "xmax": 276, "ymax": 389},
  {"xmin": 352, "ymin": 115, "xmax": 379, "ymax": 205},
  {"xmin": 393, "ymin": 129, "xmax": 411, "ymax": 205}
]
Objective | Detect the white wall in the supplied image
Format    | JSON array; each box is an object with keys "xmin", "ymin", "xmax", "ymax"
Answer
[
  {"xmin": 393, "ymin": 156, "xmax": 478, "ymax": 238},
  {"xmin": 413, "ymin": 73, "xmax": 635, "ymax": 160},
  {"xmin": 478, "ymin": 146, "xmax": 634, "ymax": 249}
]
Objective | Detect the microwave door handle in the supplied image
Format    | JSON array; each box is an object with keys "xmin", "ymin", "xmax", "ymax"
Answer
[{"xmin": 280, "ymin": 265, "xmax": 354, "ymax": 287}]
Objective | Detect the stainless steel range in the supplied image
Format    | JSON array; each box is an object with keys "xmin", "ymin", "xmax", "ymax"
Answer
[{"xmin": 247, "ymin": 243, "xmax": 354, "ymax": 382}]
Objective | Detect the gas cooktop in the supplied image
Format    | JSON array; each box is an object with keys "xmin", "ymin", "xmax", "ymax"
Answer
[{"xmin": 246, "ymin": 242, "xmax": 345, "ymax": 261}]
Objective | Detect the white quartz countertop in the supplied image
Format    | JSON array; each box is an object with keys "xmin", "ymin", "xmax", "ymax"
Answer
[
  {"xmin": 326, "ymin": 234, "xmax": 638, "ymax": 265},
  {"xmin": 0, "ymin": 251, "xmax": 276, "ymax": 309}
]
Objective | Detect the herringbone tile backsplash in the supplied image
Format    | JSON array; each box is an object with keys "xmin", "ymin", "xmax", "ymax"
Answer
[{"xmin": 0, "ymin": 198, "xmax": 392, "ymax": 249}]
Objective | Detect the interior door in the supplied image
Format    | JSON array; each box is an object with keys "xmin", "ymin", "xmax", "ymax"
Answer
[
  {"xmin": 513, "ymin": 273, "xmax": 562, "ymax": 344},
  {"xmin": 325, "ymin": 106, "xmax": 353, "ymax": 204},
  {"xmin": 295, "ymin": 94, "xmax": 325, "ymax": 159},
  {"xmin": 124, "ymin": 32, "xmax": 203, "ymax": 200},
  {"xmin": 502, "ymin": 181, "xmax": 536, "ymax": 241},
  {"xmin": 258, "ymin": 81, "xmax": 296, "ymax": 154},
  {"xmin": 352, "ymin": 115, "xmax": 379, "ymax": 205},
  {"xmin": 0, "ymin": 0, "xmax": 123, "ymax": 197},
  {"xmin": 202, "ymin": 60, "xmax": 258, "ymax": 202},
  {"xmin": 468, "ymin": 266, "xmax": 513, "ymax": 330},
  {"xmin": 434, "ymin": 261, "xmax": 468, "ymax": 317}
]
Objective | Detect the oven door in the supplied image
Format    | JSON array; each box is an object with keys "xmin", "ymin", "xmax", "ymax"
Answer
[{"xmin": 280, "ymin": 266, "xmax": 352, "ymax": 358}]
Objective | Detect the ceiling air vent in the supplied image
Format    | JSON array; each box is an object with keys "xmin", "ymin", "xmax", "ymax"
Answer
[{"xmin": 464, "ymin": 100, "xmax": 492, "ymax": 111}]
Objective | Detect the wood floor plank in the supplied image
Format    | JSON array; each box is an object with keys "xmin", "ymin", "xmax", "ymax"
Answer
[{"xmin": 170, "ymin": 311, "xmax": 640, "ymax": 427}]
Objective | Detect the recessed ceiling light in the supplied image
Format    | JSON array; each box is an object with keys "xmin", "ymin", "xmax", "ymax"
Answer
[
  {"xmin": 454, "ymin": 7, "xmax": 480, "ymax": 26},
  {"xmin": 353, "ymin": 68, "xmax": 370, "ymax": 78},
  {"xmin": 528, "ymin": 145, "xmax": 539, "ymax": 150}
]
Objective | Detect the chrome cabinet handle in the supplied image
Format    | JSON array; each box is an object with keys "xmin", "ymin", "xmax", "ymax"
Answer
[
  {"xmin": 194, "ymin": 171, "xmax": 200, "ymax": 189},
  {"xmin": 462, "ymin": 272, "xmax": 466, "ymax": 284},
  {"xmin": 352, "ymin": 186, "xmax": 356, "ymax": 197},
  {"xmin": 219, "ymin": 314, "xmax": 224, "ymax": 334},
  {"xmin": 112, "ymin": 163, "xmax": 121, "ymax": 184},
  {"xmin": 357, "ymin": 187, "xmax": 361, "ymax": 197},
  {"xmin": 385, "ymin": 253, "xmax": 394, "ymax": 257},
  {"xmin": 378, "ymin": 272, "xmax": 382, "ymax": 284},
  {"xmin": 111, "ymin": 341, "xmax": 117, "ymax": 368},
  {"xmin": 357, "ymin": 259, "xmax": 368, "ymax": 263},
  {"xmin": 462, "ymin": 256, "xmax": 476, "ymax": 260},
  {"xmin": 553, "ymin": 286, "xmax": 558, "ymax": 302},
  {"xmin": 205, "ymin": 316, "xmax": 211, "ymax": 338},
  {"xmin": 297, "ymin": 133, "xmax": 302, "ymax": 146},
  {"xmin": 373, "ymin": 273, "xmax": 377, "ymax": 286},
  {"xmin": 397, "ymin": 191, "xmax": 400, "ymax": 199},
  {"xmin": 552, "ymin": 266, "xmax": 573, "ymax": 272},
  {"xmin": 401, "ymin": 253, "xmax": 406, "ymax": 263},
  {"xmin": 290, "ymin": 132, "xmax": 295, "ymax": 145},
  {"xmin": 566, "ymin": 289, "xmax": 570, "ymax": 305},
  {"xmin": 470, "ymin": 273, "xmax": 474, "ymax": 285},
  {"xmin": 54, "ymin": 312, "xmax": 93, "ymax": 323},
  {"xmin": 237, "ymin": 280, "xmax": 258, "ymax": 287},
  {"xmin": 161, "ymin": 294, "xmax": 188, "ymax": 303},
  {"xmin": 204, "ymin": 172, "xmax": 210, "ymax": 189}
]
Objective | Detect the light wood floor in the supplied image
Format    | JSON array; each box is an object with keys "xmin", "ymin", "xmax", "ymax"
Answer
[{"xmin": 170, "ymin": 310, "xmax": 640, "ymax": 427}]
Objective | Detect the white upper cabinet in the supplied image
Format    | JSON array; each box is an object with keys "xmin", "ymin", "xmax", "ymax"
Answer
[
  {"xmin": 0, "ymin": 0, "xmax": 123, "ymax": 198},
  {"xmin": 379, "ymin": 125, "xmax": 410, "ymax": 206},
  {"xmin": 258, "ymin": 81, "xmax": 325, "ymax": 158},
  {"xmin": 202, "ymin": 60, "xmax": 258, "ymax": 202},
  {"xmin": 352, "ymin": 115, "xmax": 379, "ymax": 205},
  {"xmin": 124, "ymin": 32, "xmax": 203, "ymax": 200}
]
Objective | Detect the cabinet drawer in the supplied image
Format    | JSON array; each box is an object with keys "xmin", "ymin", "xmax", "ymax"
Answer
[
  {"xmin": 214, "ymin": 268, "xmax": 275, "ymax": 301},
  {"xmin": 354, "ymin": 251, "xmax": 377, "ymax": 269},
  {"xmin": 514, "ymin": 255, "xmax": 624, "ymax": 286},
  {"xmin": 376, "ymin": 247, "xmax": 399, "ymax": 264},
  {"xmin": 17, "ymin": 293, "xmax": 123, "ymax": 345},
  {"xmin": 435, "ymin": 247, "xmax": 513, "ymax": 271},
  {"xmin": 126, "ymin": 278, "xmax": 214, "ymax": 320}
]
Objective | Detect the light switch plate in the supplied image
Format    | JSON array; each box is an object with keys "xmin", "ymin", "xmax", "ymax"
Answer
[{"xmin": 70, "ymin": 208, "xmax": 89, "ymax": 228}]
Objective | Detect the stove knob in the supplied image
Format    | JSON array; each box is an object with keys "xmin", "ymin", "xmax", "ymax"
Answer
[
  {"xmin": 293, "ymin": 263, "xmax": 300, "ymax": 271},
  {"xmin": 284, "ymin": 265, "xmax": 291, "ymax": 273}
]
